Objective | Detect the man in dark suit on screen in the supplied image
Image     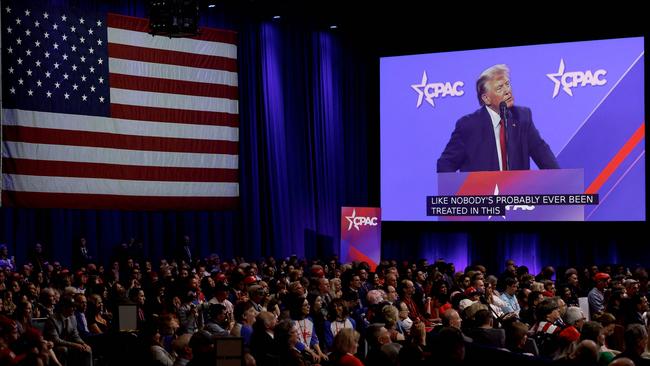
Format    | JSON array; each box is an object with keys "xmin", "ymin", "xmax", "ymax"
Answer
[{"xmin": 437, "ymin": 64, "xmax": 559, "ymax": 172}]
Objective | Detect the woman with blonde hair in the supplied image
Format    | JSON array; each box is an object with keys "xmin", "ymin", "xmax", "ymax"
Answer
[
  {"xmin": 330, "ymin": 328, "xmax": 363, "ymax": 366},
  {"xmin": 382, "ymin": 304, "xmax": 405, "ymax": 341},
  {"xmin": 330, "ymin": 278, "xmax": 343, "ymax": 299}
]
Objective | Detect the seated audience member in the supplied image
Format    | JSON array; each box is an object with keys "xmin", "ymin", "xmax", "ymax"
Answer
[
  {"xmin": 290, "ymin": 296, "xmax": 327, "ymax": 363},
  {"xmin": 559, "ymin": 306, "xmax": 586, "ymax": 343},
  {"xmin": 382, "ymin": 304, "xmax": 405, "ymax": 341},
  {"xmin": 505, "ymin": 321, "xmax": 537, "ymax": 356},
  {"xmin": 37, "ymin": 288, "xmax": 58, "ymax": 319},
  {"xmin": 231, "ymin": 301, "xmax": 257, "ymax": 347},
  {"xmin": 612, "ymin": 324, "xmax": 650, "ymax": 366},
  {"xmin": 187, "ymin": 330, "xmax": 215, "ymax": 366},
  {"xmin": 554, "ymin": 339, "xmax": 599, "ymax": 366},
  {"xmin": 529, "ymin": 298, "xmax": 564, "ymax": 358},
  {"xmin": 395, "ymin": 301, "xmax": 413, "ymax": 336},
  {"xmin": 0, "ymin": 315, "xmax": 20, "ymax": 365},
  {"xmin": 329, "ymin": 328, "xmax": 364, "ymax": 366},
  {"xmin": 274, "ymin": 320, "xmax": 306, "ymax": 366},
  {"xmin": 43, "ymin": 297, "xmax": 92, "ymax": 366},
  {"xmin": 171, "ymin": 333, "xmax": 192, "ymax": 366},
  {"xmin": 432, "ymin": 327, "xmax": 466, "ymax": 366},
  {"xmin": 624, "ymin": 293, "xmax": 649, "ymax": 326},
  {"xmin": 399, "ymin": 279, "xmax": 428, "ymax": 324},
  {"xmin": 399, "ymin": 322, "xmax": 428, "ymax": 366},
  {"xmin": 324, "ymin": 298, "xmax": 356, "ymax": 349},
  {"xmin": 86, "ymin": 294, "xmax": 110, "ymax": 334},
  {"xmin": 365, "ymin": 323, "xmax": 402, "ymax": 366},
  {"xmin": 204, "ymin": 303, "xmax": 231, "ymax": 337},
  {"xmin": 250, "ymin": 311, "xmax": 278, "ymax": 365},
  {"xmin": 466, "ymin": 308, "xmax": 505, "ymax": 348},
  {"xmin": 588, "ymin": 272, "xmax": 610, "ymax": 317},
  {"xmin": 499, "ymin": 277, "xmax": 521, "ymax": 315},
  {"xmin": 14, "ymin": 300, "xmax": 36, "ymax": 336},
  {"xmin": 144, "ymin": 324, "xmax": 175, "ymax": 366},
  {"xmin": 579, "ymin": 321, "xmax": 616, "ymax": 366},
  {"xmin": 73, "ymin": 294, "xmax": 91, "ymax": 339}
]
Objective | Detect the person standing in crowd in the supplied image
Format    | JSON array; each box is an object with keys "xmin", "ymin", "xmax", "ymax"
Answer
[
  {"xmin": 72, "ymin": 237, "xmax": 92, "ymax": 270},
  {"xmin": 0, "ymin": 244, "xmax": 15, "ymax": 272}
]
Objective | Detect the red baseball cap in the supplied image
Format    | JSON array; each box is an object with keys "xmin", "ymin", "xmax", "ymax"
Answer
[
  {"xmin": 311, "ymin": 268, "xmax": 325, "ymax": 278},
  {"xmin": 464, "ymin": 287, "xmax": 479, "ymax": 296},
  {"xmin": 243, "ymin": 275, "xmax": 258, "ymax": 285},
  {"xmin": 594, "ymin": 272, "xmax": 610, "ymax": 282}
]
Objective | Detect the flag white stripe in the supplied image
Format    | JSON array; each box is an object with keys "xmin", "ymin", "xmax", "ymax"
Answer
[
  {"xmin": 3, "ymin": 109, "xmax": 239, "ymax": 141},
  {"xmin": 107, "ymin": 27, "xmax": 237, "ymax": 59},
  {"xmin": 109, "ymin": 58, "xmax": 238, "ymax": 86},
  {"xmin": 110, "ymin": 88, "xmax": 239, "ymax": 114},
  {"xmin": 3, "ymin": 174, "xmax": 239, "ymax": 197},
  {"xmin": 2, "ymin": 141, "xmax": 238, "ymax": 169}
]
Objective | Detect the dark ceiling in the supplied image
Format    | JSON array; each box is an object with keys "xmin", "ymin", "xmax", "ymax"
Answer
[{"xmin": 199, "ymin": 0, "xmax": 648, "ymax": 57}]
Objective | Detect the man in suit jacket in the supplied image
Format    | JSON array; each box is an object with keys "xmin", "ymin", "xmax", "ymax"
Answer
[
  {"xmin": 44, "ymin": 297, "xmax": 93, "ymax": 366},
  {"xmin": 437, "ymin": 64, "xmax": 559, "ymax": 173},
  {"xmin": 72, "ymin": 237, "xmax": 92, "ymax": 270},
  {"xmin": 176, "ymin": 235, "xmax": 194, "ymax": 265}
]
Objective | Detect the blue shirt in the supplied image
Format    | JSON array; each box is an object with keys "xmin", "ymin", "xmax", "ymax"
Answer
[{"xmin": 499, "ymin": 292, "xmax": 521, "ymax": 315}]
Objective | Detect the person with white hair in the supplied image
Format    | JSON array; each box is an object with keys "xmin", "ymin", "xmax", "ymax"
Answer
[{"xmin": 437, "ymin": 64, "xmax": 559, "ymax": 173}]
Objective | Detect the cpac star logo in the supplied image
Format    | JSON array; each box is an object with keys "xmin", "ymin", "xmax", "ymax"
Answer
[
  {"xmin": 411, "ymin": 71, "xmax": 464, "ymax": 108},
  {"xmin": 488, "ymin": 184, "xmax": 535, "ymax": 220},
  {"xmin": 488, "ymin": 184, "xmax": 507, "ymax": 220},
  {"xmin": 546, "ymin": 59, "xmax": 607, "ymax": 98},
  {"xmin": 345, "ymin": 209, "xmax": 379, "ymax": 231}
]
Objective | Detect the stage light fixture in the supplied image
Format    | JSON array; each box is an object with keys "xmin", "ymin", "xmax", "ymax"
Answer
[{"xmin": 149, "ymin": 0, "xmax": 200, "ymax": 38}]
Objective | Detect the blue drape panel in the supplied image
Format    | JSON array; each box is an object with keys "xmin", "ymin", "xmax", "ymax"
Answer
[{"xmin": 1, "ymin": 1, "xmax": 647, "ymax": 271}]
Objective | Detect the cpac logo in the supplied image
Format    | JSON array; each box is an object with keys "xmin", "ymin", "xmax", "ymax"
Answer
[
  {"xmin": 546, "ymin": 59, "xmax": 607, "ymax": 98},
  {"xmin": 411, "ymin": 71, "xmax": 464, "ymax": 108},
  {"xmin": 345, "ymin": 209, "xmax": 378, "ymax": 231}
]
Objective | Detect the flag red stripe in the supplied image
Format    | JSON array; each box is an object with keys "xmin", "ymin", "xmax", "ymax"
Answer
[
  {"xmin": 109, "ymin": 73, "xmax": 239, "ymax": 99},
  {"xmin": 108, "ymin": 43, "xmax": 238, "ymax": 72},
  {"xmin": 110, "ymin": 104, "xmax": 239, "ymax": 127},
  {"xmin": 1, "ymin": 191, "xmax": 239, "ymax": 210},
  {"xmin": 107, "ymin": 13, "xmax": 238, "ymax": 44},
  {"xmin": 2, "ymin": 158, "xmax": 238, "ymax": 182},
  {"xmin": 3, "ymin": 126, "xmax": 238, "ymax": 155}
]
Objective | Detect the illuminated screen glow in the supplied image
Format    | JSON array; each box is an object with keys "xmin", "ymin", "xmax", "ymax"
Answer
[{"xmin": 380, "ymin": 37, "xmax": 645, "ymax": 221}]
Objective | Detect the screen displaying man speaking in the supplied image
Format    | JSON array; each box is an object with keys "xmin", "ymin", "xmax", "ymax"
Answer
[
  {"xmin": 380, "ymin": 37, "xmax": 644, "ymax": 221},
  {"xmin": 437, "ymin": 64, "xmax": 559, "ymax": 172}
]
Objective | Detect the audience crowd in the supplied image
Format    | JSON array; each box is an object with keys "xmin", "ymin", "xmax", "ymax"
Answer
[{"xmin": 0, "ymin": 239, "xmax": 649, "ymax": 366}]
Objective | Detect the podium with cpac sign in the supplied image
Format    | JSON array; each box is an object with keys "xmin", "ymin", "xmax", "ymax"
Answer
[
  {"xmin": 340, "ymin": 207, "xmax": 381, "ymax": 270},
  {"xmin": 435, "ymin": 169, "xmax": 587, "ymax": 221}
]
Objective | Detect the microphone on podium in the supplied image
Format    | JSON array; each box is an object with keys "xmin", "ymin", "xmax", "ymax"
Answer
[{"xmin": 499, "ymin": 101, "xmax": 509, "ymax": 170}]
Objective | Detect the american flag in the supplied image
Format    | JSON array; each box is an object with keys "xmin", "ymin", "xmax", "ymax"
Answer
[{"xmin": 1, "ymin": 1, "xmax": 239, "ymax": 210}]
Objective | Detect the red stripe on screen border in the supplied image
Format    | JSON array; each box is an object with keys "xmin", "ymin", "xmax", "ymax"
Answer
[
  {"xmin": 110, "ymin": 104, "xmax": 239, "ymax": 127},
  {"xmin": 109, "ymin": 73, "xmax": 239, "ymax": 100},
  {"xmin": 1, "ymin": 191, "xmax": 239, "ymax": 210},
  {"xmin": 1, "ymin": 158, "xmax": 239, "ymax": 183},
  {"xmin": 3, "ymin": 126, "xmax": 238, "ymax": 155},
  {"xmin": 108, "ymin": 43, "xmax": 238, "ymax": 72},
  {"xmin": 585, "ymin": 122, "xmax": 645, "ymax": 194},
  {"xmin": 106, "ymin": 13, "xmax": 238, "ymax": 44}
]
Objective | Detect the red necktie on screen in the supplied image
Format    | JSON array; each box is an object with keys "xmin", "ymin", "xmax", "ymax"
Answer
[{"xmin": 499, "ymin": 119, "xmax": 508, "ymax": 171}]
